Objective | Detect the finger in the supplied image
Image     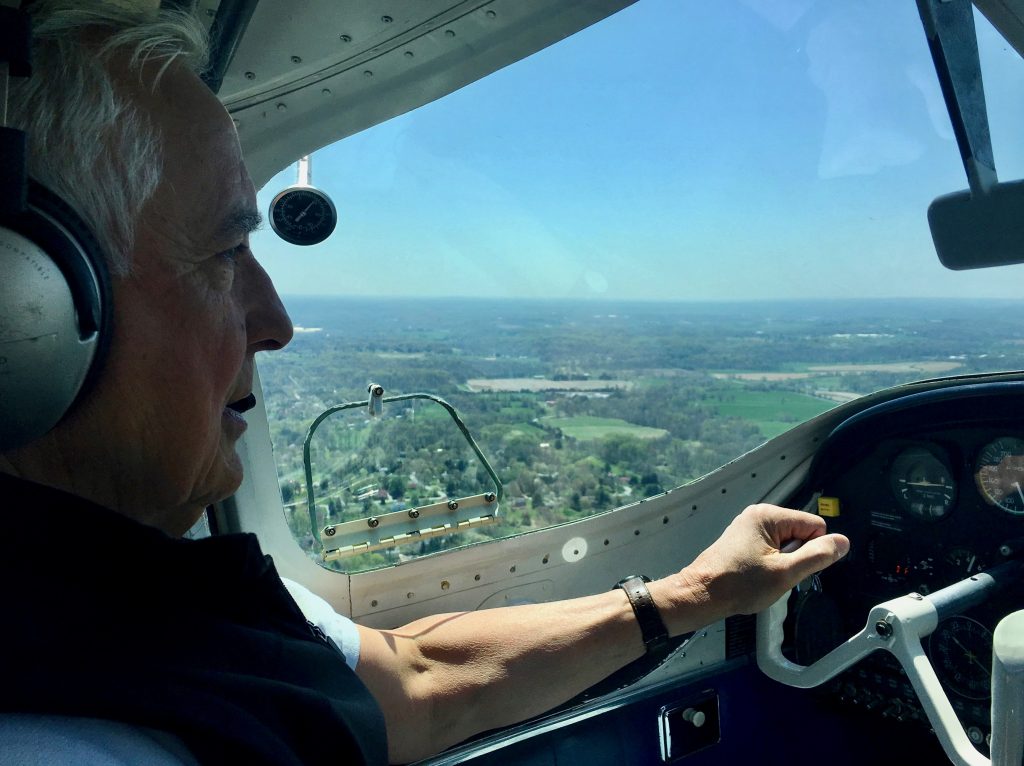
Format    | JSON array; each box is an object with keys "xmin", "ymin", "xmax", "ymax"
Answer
[
  {"xmin": 783, "ymin": 533, "xmax": 850, "ymax": 580},
  {"xmin": 753, "ymin": 505, "xmax": 828, "ymax": 544}
]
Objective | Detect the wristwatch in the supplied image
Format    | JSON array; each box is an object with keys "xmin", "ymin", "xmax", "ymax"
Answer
[{"xmin": 613, "ymin": 575, "xmax": 670, "ymax": 656}]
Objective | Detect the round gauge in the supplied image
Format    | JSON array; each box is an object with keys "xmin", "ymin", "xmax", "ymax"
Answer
[
  {"xmin": 975, "ymin": 436, "xmax": 1024, "ymax": 515},
  {"xmin": 889, "ymin": 445, "xmax": 956, "ymax": 520},
  {"xmin": 944, "ymin": 547, "xmax": 987, "ymax": 580},
  {"xmin": 269, "ymin": 186, "xmax": 338, "ymax": 246},
  {"xmin": 929, "ymin": 616, "xmax": 993, "ymax": 700}
]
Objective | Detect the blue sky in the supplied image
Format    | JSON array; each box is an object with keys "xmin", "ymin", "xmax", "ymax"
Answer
[{"xmin": 252, "ymin": 0, "xmax": 1024, "ymax": 301}]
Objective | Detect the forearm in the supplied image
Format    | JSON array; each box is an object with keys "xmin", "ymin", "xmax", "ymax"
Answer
[{"xmin": 359, "ymin": 574, "xmax": 710, "ymax": 764}]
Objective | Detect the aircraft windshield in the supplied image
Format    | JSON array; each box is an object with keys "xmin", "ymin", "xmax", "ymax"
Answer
[{"xmin": 250, "ymin": 0, "xmax": 1024, "ymax": 570}]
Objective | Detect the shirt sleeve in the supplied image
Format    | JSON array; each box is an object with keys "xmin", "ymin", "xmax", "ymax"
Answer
[{"xmin": 280, "ymin": 577, "xmax": 361, "ymax": 671}]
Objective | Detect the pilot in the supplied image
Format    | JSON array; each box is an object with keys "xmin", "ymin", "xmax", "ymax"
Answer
[{"xmin": 0, "ymin": 4, "xmax": 850, "ymax": 765}]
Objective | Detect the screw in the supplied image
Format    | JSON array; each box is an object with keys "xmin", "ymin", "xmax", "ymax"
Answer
[
  {"xmin": 909, "ymin": 593, "xmax": 923, "ymax": 600},
  {"xmin": 276, "ymin": 103, "xmax": 287, "ymax": 111},
  {"xmin": 485, "ymin": 9, "xmax": 496, "ymax": 18},
  {"xmin": 290, "ymin": 55, "xmax": 302, "ymax": 64},
  {"xmin": 445, "ymin": 29, "xmax": 456, "ymax": 37},
  {"xmin": 321, "ymin": 88, "xmax": 331, "ymax": 95},
  {"xmin": 381, "ymin": 15, "xmax": 393, "ymax": 23},
  {"xmin": 363, "ymin": 70, "xmax": 373, "ymax": 78},
  {"xmin": 370, "ymin": 385, "xmax": 384, "ymax": 396},
  {"xmin": 447, "ymin": 500, "xmax": 458, "ymax": 511},
  {"xmin": 370, "ymin": 599, "xmax": 378, "ymax": 607},
  {"xmin": 324, "ymin": 526, "xmax": 336, "ymax": 537},
  {"xmin": 484, "ymin": 492, "xmax": 496, "ymax": 502},
  {"xmin": 367, "ymin": 517, "xmax": 379, "ymax": 528},
  {"xmin": 408, "ymin": 509, "xmax": 420, "ymax": 519},
  {"xmin": 339, "ymin": 34, "xmax": 352, "ymax": 43},
  {"xmin": 244, "ymin": 71, "xmax": 256, "ymax": 80},
  {"xmin": 404, "ymin": 50, "xmax": 414, "ymax": 58},
  {"xmin": 441, "ymin": 580, "xmax": 450, "ymax": 590},
  {"xmin": 875, "ymin": 621, "xmax": 893, "ymax": 638}
]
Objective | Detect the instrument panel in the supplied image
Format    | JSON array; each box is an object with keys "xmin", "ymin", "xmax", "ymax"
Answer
[{"xmin": 783, "ymin": 384, "xmax": 1024, "ymax": 752}]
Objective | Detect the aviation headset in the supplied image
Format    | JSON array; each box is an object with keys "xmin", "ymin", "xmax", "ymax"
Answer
[{"xmin": 0, "ymin": 4, "xmax": 113, "ymax": 451}]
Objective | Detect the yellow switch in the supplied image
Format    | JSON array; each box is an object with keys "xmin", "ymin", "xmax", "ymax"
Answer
[{"xmin": 817, "ymin": 496, "xmax": 841, "ymax": 517}]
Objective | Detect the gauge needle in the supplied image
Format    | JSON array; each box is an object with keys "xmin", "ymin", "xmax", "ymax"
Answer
[
  {"xmin": 949, "ymin": 635, "xmax": 991, "ymax": 677},
  {"xmin": 1013, "ymin": 481, "xmax": 1024, "ymax": 505},
  {"xmin": 295, "ymin": 201, "xmax": 315, "ymax": 222}
]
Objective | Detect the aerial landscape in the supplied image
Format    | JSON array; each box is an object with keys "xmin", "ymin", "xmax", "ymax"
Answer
[{"xmin": 259, "ymin": 296, "xmax": 1024, "ymax": 570}]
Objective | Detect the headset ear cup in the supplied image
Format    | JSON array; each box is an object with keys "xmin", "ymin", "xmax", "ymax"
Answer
[{"xmin": 0, "ymin": 182, "xmax": 112, "ymax": 451}]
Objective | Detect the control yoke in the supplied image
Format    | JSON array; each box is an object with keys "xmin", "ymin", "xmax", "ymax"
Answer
[{"xmin": 756, "ymin": 560, "xmax": 1024, "ymax": 766}]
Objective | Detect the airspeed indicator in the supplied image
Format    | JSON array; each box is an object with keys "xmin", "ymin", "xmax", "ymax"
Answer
[{"xmin": 974, "ymin": 437, "xmax": 1024, "ymax": 515}]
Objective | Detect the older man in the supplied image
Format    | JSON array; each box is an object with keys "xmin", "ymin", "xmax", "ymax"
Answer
[{"xmin": 0, "ymin": 3, "xmax": 850, "ymax": 765}]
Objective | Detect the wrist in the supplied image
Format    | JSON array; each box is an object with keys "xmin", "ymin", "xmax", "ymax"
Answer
[
  {"xmin": 648, "ymin": 569, "xmax": 718, "ymax": 636},
  {"xmin": 613, "ymin": 575, "xmax": 670, "ymax": 656}
]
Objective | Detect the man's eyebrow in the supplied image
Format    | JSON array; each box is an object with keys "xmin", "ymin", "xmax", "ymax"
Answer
[{"xmin": 219, "ymin": 209, "xmax": 264, "ymax": 239}]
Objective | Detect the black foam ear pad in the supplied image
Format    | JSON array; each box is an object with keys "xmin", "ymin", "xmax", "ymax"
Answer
[{"xmin": 0, "ymin": 181, "xmax": 112, "ymax": 451}]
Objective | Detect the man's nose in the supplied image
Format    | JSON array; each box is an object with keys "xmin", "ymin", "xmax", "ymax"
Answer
[{"xmin": 244, "ymin": 257, "xmax": 294, "ymax": 352}]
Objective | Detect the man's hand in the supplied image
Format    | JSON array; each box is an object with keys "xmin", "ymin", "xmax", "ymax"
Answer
[{"xmin": 651, "ymin": 504, "xmax": 850, "ymax": 634}]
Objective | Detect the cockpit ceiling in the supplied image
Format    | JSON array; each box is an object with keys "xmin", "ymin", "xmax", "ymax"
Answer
[{"xmin": 213, "ymin": 0, "xmax": 637, "ymax": 187}]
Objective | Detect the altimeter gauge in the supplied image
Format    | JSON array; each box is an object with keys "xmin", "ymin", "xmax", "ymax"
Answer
[
  {"xmin": 974, "ymin": 436, "xmax": 1024, "ymax": 515},
  {"xmin": 889, "ymin": 445, "xmax": 956, "ymax": 520}
]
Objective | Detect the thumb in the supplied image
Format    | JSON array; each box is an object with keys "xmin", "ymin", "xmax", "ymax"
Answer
[{"xmin": 783, "ymin": 533, "xmax": 850, "ymax": 580}]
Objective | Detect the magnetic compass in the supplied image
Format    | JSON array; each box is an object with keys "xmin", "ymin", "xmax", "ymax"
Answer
[{"xmin": 269, "ymin": 185, "xmax": 337, "ymax": 246}]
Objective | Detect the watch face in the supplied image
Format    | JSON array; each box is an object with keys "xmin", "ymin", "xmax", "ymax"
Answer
[{"xmin": 269, "ymin": 186, "xmax": 338, "ymax": 245}]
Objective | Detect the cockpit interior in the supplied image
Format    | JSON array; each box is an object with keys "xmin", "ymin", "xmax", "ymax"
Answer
[{"xmin": 3, "ymin": 1, "xmax": 1024, "ymax": 764}]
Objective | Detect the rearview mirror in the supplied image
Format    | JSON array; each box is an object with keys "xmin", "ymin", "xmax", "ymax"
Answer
[{"xmin": 928, "ymin": 180, "xmax": 1024, "ymax": 270}]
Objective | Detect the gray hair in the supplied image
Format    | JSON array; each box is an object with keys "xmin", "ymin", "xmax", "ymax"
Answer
[{"xmin": 8, "ymin": 2, "xmax": 210, "ymax": 275}]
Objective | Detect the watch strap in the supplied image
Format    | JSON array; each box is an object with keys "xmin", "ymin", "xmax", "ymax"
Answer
[{"xmin": 614, "ymin": 574, "xmax": 670, "ymax": 656}]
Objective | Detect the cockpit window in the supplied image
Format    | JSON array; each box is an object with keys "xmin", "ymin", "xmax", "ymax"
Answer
[{"xmin": 251, "ymin": 1, "xmax": 1024, "ymax": 570}]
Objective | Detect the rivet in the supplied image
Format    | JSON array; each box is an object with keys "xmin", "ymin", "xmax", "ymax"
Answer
[
  {"xmin": 542, "ymin": 555, "xmax": 549, "ymax": 564},
  {"xmin": 276, "ymin": 102, "xmax": 287, "ymax": 111},
  {"xmin": 692, "ymin": 504, "xmax": 698, "ymax": 511},
  {"xmin": 721, "ymin": 488, "xmax": 727, "ymax": 494},
  {"xmin": 485, "ymin": 9, "xmax": 496, "ymax": 18},
  {"xmin": 408, "ymin": 509, "xmax": 420, "ymax": 519},
  {"xmin": 445, "ymin": 29, "xmax": 456, "ymax": 37},
  {"xmin": 474, "ymin": 574, "xmax": 481, "ymax": 581},
  {"xmin": 339, "ymin": 34, "xmax": 352, "ymax": 43},
  {"xmin": 244, "ymin": 71, "xmax": 256, "ymax": 80},
  {"xmin": 367, "ymin": 517, "xmax": 379, "ymax": 528},
  {"xmin": 484, "ymin": 492, "xmax": 496, "ymax": 503},
  {"xmin": 447, "ymin": 499, "xmax": 458, "ymax": 511},
  {"xmin": 381, "ymin": 15, "xmax": 393, "ymax": 23},
  {"xmin": 324, "ymin": 526, "xmax": 336, "ymax": 536},
  {"xmin": 441, "ymin": 580, "xmax": 450, "ymax": 590},
  {"xmin": 363, "ymin": 70, "xmax": 373, "ymax": 78},
  {"xmin": 290, "ymin": 55, "xmax": 302, "ymax": 64},
  {"xmin": 407, "ymin": 592, "xmax": 414, "ymax": 599},
  {"xmin": 509, "ymin": 565, "xmax": 516, "ymax": 573},
  {"xmin": 604, "ymin": 539, "xmax": 610, "ymax": 546},
  {"xmin": 404, "ymin": 50, "xmax": 414, "ymax": 58},
  {"xmin": 910, "ymin": 593, "xmax": 923, "ymax": 600},
  {"xmin": 370, "ymin": 599, "xmax": 378, "ymax": 607},
  {"xmin": 634, "ymin": 529, "xmax": 640, "ymax": 536},
  {"xmin": 321, "ymin": 88, "xmax": 331, "ymax": 96},
  {"xmin": 663, "ymin": 516, "xmax": 669, "ymax": 524}
]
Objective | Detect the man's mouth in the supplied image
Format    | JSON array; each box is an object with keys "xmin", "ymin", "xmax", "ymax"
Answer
[{"xmin": 226, "ymin": 393, "xmax": 257, "ymax": 413}]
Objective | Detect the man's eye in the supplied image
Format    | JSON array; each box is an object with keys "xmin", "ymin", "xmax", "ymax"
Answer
[{"xmin": 217, "ymin": 245, "xmax": 246, "ymax": 264}]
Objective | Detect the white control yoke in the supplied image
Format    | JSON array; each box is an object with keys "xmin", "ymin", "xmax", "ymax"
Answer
[{"xmin": 756, "ymin": 560, "xmax": 1024, "ymax": 766}]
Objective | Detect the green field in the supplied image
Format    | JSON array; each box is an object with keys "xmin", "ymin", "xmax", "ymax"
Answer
[
  {"xmin": 714, "ymin": 389, "xmax": 835, "ymax": 439},
  {"xmin": 541, "ymin": 416, "xmax": 669, "ymax": 441}
]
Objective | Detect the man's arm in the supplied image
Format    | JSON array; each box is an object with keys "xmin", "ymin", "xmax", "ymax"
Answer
[{"xmin": 356, "ymin": 504, "xmax": 849, "ymax": 764}]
